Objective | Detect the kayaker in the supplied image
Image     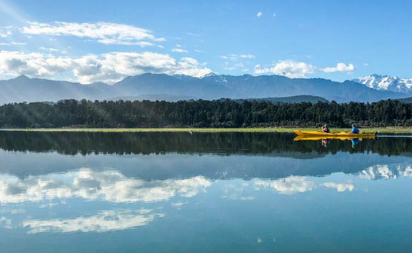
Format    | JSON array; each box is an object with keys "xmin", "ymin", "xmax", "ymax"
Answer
[
  {"xmin": 322, "ymin": 124, "xmax": 330, "ymax": 133},
  {"xmin": 351, "ymin": 124, "xmax": 360, "ymax": 134}
]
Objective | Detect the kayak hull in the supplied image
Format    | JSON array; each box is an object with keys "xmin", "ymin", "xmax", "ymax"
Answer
[{"xmin": 294, "ymin": 130, "xmax": 376, "ymax": 139}]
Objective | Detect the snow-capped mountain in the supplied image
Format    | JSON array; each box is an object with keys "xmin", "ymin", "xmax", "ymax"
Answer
[{"xmin": 353, "ymin": 74, "xmax": 412, "ymax": 93}]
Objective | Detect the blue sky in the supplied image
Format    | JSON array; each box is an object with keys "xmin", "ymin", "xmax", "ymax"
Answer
[{"xmin": 0, "ymin": 0, "xmax": 411, "ymax": 84}]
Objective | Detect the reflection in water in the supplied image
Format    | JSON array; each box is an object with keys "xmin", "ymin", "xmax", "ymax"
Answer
[
  {"xmin": 2, "ymin": 163, "xmax": 410, "ymax": 205},
  {"xmin": 23, "ymin": 209, "xmax": 165, "ymax": 234},
  {"xmin": 359, "ymin": 164, "xmax": 412, "ymax": 180},
  {"xmin": 1, "ymin": 131, "xmax": 412, "ymax": 156},
  {"xmin": 0, "ymin": 169, "xmax": 211, "ymax": 204},
  {"xmin": 0, "ymin": 132, "xmax": 411, "ymax": 252},
  {"xmin": 254, "ymin": 176, "xmax": 354, "ymax": 194},
  {"xmin": 351, "ymin": 138, "xmax": 360, "ymax": 148}
]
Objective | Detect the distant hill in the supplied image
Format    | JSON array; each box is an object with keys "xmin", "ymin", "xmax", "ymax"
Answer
[
  {"xmin": 0, "ymin": 73, "xmax": 407, "ymax": 104},
  {"xmin": 397, "ymin": 97, "xmax": 412, "ymax": 103},
  {"xmin": 244, "ymin": 95, "xmax": 328, "ymax": 104},
  {"xmin": 0, "ymin": 75, "xmax": 112, "ymax": 104}
]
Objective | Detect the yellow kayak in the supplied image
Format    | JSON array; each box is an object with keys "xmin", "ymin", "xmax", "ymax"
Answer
[{"xmin": 294, "ymin": 130, "xmax": 376, "ymax": 139}]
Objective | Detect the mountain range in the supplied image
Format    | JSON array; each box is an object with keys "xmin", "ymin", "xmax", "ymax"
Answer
[
  {"xmin": 353, "ymin": 74, "xmax": 412, "ymax": 93},
  {"xmin": 0, "ymin": 73, "xmax": 409, "ymax": 104}
]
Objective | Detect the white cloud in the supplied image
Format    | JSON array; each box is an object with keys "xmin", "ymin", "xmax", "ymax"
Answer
[
  {"xmin": 220, "ymin": 54, "xmax": 255, "ymax": 62},
  {"xmin": 0, "ymin": 169, "xmax": 212, "ymax": 204},
  {"xmin": 0, "ymin": 51, "xmax": 212, "ymax": 83},
  {"xmin": 0, "ymin": 51, "xmax": 74, "ymax": 78},
  {"xmin": 20, "ymin": 21, "xmax": 165, "ymax": 46},
  {"xmin": 322, "ymin": 63, "xmax": 355, "ymax": 73},
  {"xmin": 240, "ymin": 54, "xmax": 255, "ymax": 59},
  {"xmin": 172, "ymin": 48, "xmax": 188, "ymax": 53},
  {"xmin": 220, "ymin": 54, "xmax": 255, "ymax": 71},
  {"xmin": 257, "ymin": 12, "xmax": 262, "ymax": 18},
  {"xmin": 254, "ymin": 60, "xmax": 314, "ymax": 78},
  {"xmin": 39, "ymin": 47, "xmax": 59, "ymax": 52},
  {"xmin": 0, "ymin": 29, "xmax": 12, "ymax": 38},
  {"xmin": 273, "ymin": 13, "xmax": 277, "ymax": 18},
  {"xmin": 187, "ymin": 32, "xmax": 201, "ymax": 37},
  {"xmin": 0, "ymin": 42, "xmax": 26, "ymax": 46},
  {"xmin": 23, "ymin": 209, "xmax": 164, "ymax": 234}
]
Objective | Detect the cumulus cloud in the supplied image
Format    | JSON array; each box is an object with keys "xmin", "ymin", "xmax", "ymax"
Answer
[
  {"xmin": 254, "ymin": 60, "xmax": 314, "ymax": 78},
  {"xmin": 0, "ymin": 51, "xmax": 74, "ymax": 77},
  {"xmin": 23, "ymin": 209, "xmax": 164, "ymax": 234},
  {"xmin": 0, "ymin": 51, "xmax": 212, "ymax": 83},
  {"xmin": 20, "ymin": 21, "xmax": 165, "ymax": 46},
  {"xmin": 322, "ymin": 63, "xmax": 355, "ymax": 73},
  {"xmin": 257, "ymin": 12, "xmax": 262, "ymax": 18},
  {"xmin": 172, "ymin": 48, "xmax": 188, "ymax": 53},
  {"xmin": 0, "ymin": 169, "xmax": 212, "ymax": 204}
]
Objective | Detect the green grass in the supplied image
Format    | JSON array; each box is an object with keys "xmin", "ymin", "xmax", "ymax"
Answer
[{"xmin": 1, "ymin": 127, "xmax": 412, "ymax": 134}]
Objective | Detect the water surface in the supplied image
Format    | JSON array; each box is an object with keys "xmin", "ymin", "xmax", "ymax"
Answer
[{"xmin": 0, "ymin": 132, "xmax": 411, "ymax": 253}]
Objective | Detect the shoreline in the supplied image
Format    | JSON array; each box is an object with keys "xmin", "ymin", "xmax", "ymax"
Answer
[{"xmin": 1, "ymin": 127, "xmax": 412, "ymax": 134}]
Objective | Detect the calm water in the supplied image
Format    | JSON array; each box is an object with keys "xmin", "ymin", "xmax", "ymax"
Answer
[{"xmin": 0, "ymin": 132, "xmax": 411, "ymax": 253}]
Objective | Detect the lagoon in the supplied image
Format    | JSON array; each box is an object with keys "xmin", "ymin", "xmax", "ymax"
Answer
[{"xmin": 0, "ymin": 132, "xmax": 411, "ymax": 253}]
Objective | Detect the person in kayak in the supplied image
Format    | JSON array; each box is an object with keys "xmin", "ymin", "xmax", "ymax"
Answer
[
  {"xmin": 351, "ymin": 124, "xmax": 360, "ymax": 134},
  {"xmin": 322, "ymin": 124, "xmax": 330, "ymax": 133}
]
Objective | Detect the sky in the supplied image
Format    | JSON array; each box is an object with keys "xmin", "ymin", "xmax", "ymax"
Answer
[{"xmin": 0, "ymin": 0, "xmax": 411, "ymax": 84}]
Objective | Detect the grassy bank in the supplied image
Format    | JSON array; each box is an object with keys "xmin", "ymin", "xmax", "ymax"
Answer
[{"xmin": 1, "ymin": 127, "xmax": 412, "ymax": 134}]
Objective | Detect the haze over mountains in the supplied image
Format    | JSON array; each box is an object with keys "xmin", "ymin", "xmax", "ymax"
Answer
[{"xmin": 0, "ymin": 73, "xmax": 408, "ymax": 105}]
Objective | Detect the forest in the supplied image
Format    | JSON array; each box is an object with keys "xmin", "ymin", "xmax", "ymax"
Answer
[{"xmin": 0, "ymin": 99, "xmax": 411, "ymax": 128}]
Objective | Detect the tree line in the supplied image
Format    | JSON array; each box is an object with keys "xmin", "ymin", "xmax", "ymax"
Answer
[{"xmin": 0, "ymin": 99, "xmax": 411, "ymax": 128}]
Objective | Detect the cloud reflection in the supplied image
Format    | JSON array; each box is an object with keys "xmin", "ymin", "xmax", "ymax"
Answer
[
  {"xmin": 0, "ymin": 168, "xmax": 212, "ymax": 204},
  {"xmin": 321, "ymin": 182, "xmax": 354, "ymax": 192},
  {"xmin": 23, "ymin": 209, "xmax": 164, "ymax": 234},
  {"xmin": 254, "ymin": 176, "xmax": 316, "ymax": 195},
  {"xmin": 254, "ymin": 176, "xmax": 355, "ymax": 194}
]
